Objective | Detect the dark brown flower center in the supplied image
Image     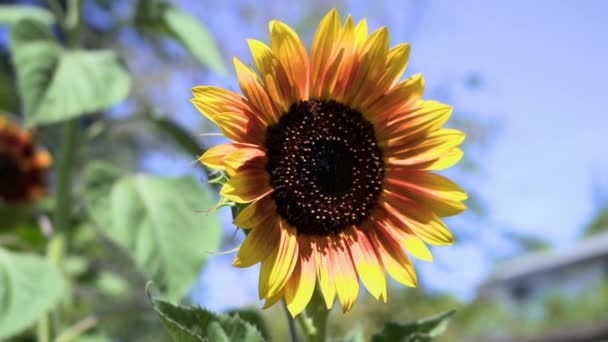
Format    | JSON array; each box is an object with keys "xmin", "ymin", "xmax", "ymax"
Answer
[
  {"xmin": 265, "ymin": 99, "xmax": 384, "ymax": 236},
  {"xmin": 0, "ymin": 154, "xmax": 28, "ymax": 202}
]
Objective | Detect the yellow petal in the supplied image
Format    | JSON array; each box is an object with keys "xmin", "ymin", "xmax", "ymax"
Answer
[
  {"xmin": 247, "ymin": 39, "xmax": 292, "ymax": 114},
  {"xmin": 262, "ymin": 288, "xmax": 284, "ymax": 309},
  {"xmin": 269, "ymin": 20, "xmax": 310, "ymax": 100},
  {"xmin": 311, "ymin": 9, "xmax": 342, "ymax": 97},
  {"xmin": 315, "ymin": 237, "xmax": 336, "ymax": 309},
  {"xmin": 220, "ymin": 168, "xmax": 271, "ymax": 203},
  {"xmin": 258, "ymin": 222, "xmax": 299, "ymax": 299},
  {"xmin": 403, "ymin": 235, "xmax": 433, "ymax": 262},
  {"xmin": 233, "ymin": 193, "xmax": 276, "ymax": 229},
  {"xmin": 285, "ymin": 240, "xmax": 316, "ymax": 317},
  {"xmin": 354, "ymin": 19, "xmax": 368, "ymax": 47},
  {"xmin": 233, "ymin": 57, "xmax": 281, "ymax": 125},
  {"xmin": 223, "ymin": 146, "xmax": 267, "ymax": 176},
  {"xmin": 234, "ymin": 215, "xmax": 280, "ymax": 267},
  {"xmin": 191, "ymin": 86, "xmax": 254, "ymax": 122},
  {"xmin": 360, "ymin": 43, "xmax": 411, "ymax": 111},
  {"xmin": 383, "ymin": 43, "xmax": 411, "ymax": 86},
  {"xmin": 387, "ymin": 129, "xmax": 465, "ymax": 171}
]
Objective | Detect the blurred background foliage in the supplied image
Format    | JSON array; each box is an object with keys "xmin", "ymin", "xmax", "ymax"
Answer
[{"xmin": 0, "ymin": 0, "xmax": 606, "ymax": 341}]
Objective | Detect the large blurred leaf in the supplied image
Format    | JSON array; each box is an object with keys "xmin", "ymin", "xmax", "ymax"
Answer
[
  {"xmin": 10, "ymin": 19, "xmax": 131, "ymax": 127},
  {"xmin": 371, "ymin": 310, "xmax": 455, "ymax": 342},
  {"xmin": 135, "ymin": 0, "xmax": 227, "ymax": 75},
  {"xmin": 163, "ymin": 6, "xmax": 227, "ymax": 75},
  {"xmin": 149, "ymin": 113, "xmax": 203, "ymax": 158},
  {"xmin": 84, "ymin": 162, "xmax": 222, "ymax": 300},
  {"xmin": 151, "ymin": 296, "xmax": 265, "ymax": 342},
  {"xmin": 0, "ymin": 248, "xmax": 66, "ymax": 339},
  {"xmin": 0, "ymin": 5, "xmax": 54, "ymax": 27}
]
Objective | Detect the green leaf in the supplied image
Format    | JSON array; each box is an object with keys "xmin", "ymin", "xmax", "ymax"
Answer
[
  {"xmin": 0, "ymin": 248, "xmax": 67, "ymax": 339},
  {"xmin": 149, "ymin": 113, "xmax": 204, "ymax": 158},
  {"xmin": 84, "ymin": 162, "xmax": 222, "ymax": 300},
  {"xmin": 225, "ymin": 308, "xmax": 270, "ymax": 340},
  {"xmin": 0, "ymin": 53, "xmax": 18, "ymax": 112},
  {"xmin": 0, "ymin": 5, "xmax": 54, "ymax": 27},
  {"xmin": 10, "ymin": 19, "xmax": 131, "ymax": 126},
  {"xmin": 328, "ymin": 326, "xmax": 365, "ymax": 342},
  {"xmin": 151, "ymin": 296, "xmax": 265, "ymax": 342},
  {"xmin": 134, "ymin": 0, "xmax": 227, "ymax": 75},
  {"xmin": 371, "ymin": 310, "xmax": 455, "ymax": 342},
  {"xmin": 163, "ymin": 6, "xmax": 227, "ymax": 75},
  {"xmin": 94, "ymin": 271, "xmax": 130, "ymax": 298}
]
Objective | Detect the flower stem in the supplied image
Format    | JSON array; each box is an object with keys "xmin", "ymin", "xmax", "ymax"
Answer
[
  {"xmin": 53, "ymin": 119, "xmax": 79, "ymax": 235},
  {"xmin": 282, "ymin": 299, "xmax": 299, "ymax": 342},
  {"xmin": 37, "ymin": 119, "xmax": 79, "ymax": 342},
  {"xmin": 297, "ymin": 286, "xmax": 329, "ymax": 342}
]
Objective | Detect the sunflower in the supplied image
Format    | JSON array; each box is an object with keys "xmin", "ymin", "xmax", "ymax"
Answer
[
  {"xmin": 193, "ymin": 9, "xmax": 467, "ymax": 316},
  {"xmin": 0, "ymin": 116, "xmax": 52, "ymax": 204}
]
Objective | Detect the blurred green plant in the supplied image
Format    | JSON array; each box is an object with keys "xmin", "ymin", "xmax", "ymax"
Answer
[{"xmin": 0, "ymin": 0, "xmax": 226, "ymax": 340}]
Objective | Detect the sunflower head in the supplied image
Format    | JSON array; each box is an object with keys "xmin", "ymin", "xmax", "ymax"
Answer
[
  {"xmin": 193, "ymin": 9, "xmax": 467, "ymax": 316},
  {"xmin": 0, "ymin": 116, "xmax": 52, "ymax": 204}
]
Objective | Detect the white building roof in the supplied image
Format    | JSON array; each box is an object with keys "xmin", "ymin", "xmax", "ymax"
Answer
[{"xmin": 484, "ymin": 231, "xmax": 608, "ymax": 286}]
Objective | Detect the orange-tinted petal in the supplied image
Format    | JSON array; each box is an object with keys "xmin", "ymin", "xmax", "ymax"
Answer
[
  {"xmin": 385, "ymin": 169, "xmax": 468, "ymax": 217},
  {"xmin": 367, "ymin": 219, "xmax": 417, "ymax": 287},
  {"xmin": 345, "ymin": 227, "xmax": 387, "ymax": 301},
  {"xmin": 364, "ymin": 74, "xmax": 424, "ymax": 122},
  {"xmin": 381, "ymin": 191, "xmax": 454, "ymax": 245},
  {"xmin": 376, "ymin": 101, "xmax": 452, "ymax": 148},
  {"xmin": 372, "ymin": 207, "xmax": 433, "ymax": 262},
  {"xmin": 213, "ymin": 111, "xmax": 266, "ymax": 145},
  {"xmin": 331, "ymin": 233, "xmax": 360, "ymax": 313}
]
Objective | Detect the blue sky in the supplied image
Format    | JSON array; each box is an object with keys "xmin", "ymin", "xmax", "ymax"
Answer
[{"xmin": 136, "ymin": 0, "xmax": 608, "ymax": 309}]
